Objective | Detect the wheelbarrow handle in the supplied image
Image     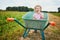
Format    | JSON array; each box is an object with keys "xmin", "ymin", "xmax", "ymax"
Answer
[
  {"xmin": 50, "ymin": 21, "xmax": 56, "ymax": 26},
  {"xmin": 7, "ymin": 18, "xmax": 56, "ymax": 29},
  {"xmin": 7, "ymin": 18, "xmax": 26, "ymax": 28},
  {"xmin": 43, "ymin": 21, "xmax": 56, "ymax": 30},
  {"xmin": 14, "ymin": 19, "xmax": 26, "ymax": 28},
  {"xmin": 7, "ymin": 18, "xmax": 14, "ymax": 22}
]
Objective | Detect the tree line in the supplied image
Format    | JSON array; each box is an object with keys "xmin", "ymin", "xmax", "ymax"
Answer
[
  {"xmin": 6, "ymin": 6, "xmax": 34, "ymax": 12},
  {"xmin": 58, "ymin": 7, "xmax": 60, "ymax": 12}
]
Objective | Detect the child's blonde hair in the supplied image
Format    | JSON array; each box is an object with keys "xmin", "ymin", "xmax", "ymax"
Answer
[{"xmin": 34, "ymin": 5, "xmax": 42, "ymax": 11}]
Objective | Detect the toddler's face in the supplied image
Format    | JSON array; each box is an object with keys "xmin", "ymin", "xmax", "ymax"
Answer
[{"xmin": 34, "ymin": 7, "xmax": 41, "ymax": 12}]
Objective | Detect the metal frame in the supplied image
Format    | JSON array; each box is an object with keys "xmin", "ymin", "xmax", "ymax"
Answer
[{"xmin": 14, "ymin": 19, "xmax": 50, "ymax": 40}]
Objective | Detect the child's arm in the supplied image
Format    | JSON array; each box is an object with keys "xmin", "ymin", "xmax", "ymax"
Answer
[
  {"xmin": 33, "ymin": 14, "xmax": 36, "ymax": 20},
  {"xmin": 33, "ymin": 16, "xmax": 36, "ymax": 19},
  {"xmin": 42, "ymin": 13, "xmax": 44, "ymax": 18},
  {"xmin": 40, "ymin": 13, "xmax": 44, "ymax": 19},
  {"xmin": 42, "ymin": 14, "xmax": 44, "ymax": 18}
]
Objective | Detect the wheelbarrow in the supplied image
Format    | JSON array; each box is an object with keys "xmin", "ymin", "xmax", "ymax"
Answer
[{"xmin": 7, "ymin": 11, "xmax": 56, "ymax": 40}]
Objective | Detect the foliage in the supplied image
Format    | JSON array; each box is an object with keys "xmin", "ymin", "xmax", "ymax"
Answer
[
  {"xmin": 6, "ymin": 6, "xmax": 34, "ymax": 12},
  {"xmin": 58, "ymin": 7, "xmax": 60, "ymax": 12}
]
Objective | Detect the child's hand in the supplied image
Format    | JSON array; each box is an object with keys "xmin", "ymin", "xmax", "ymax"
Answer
[
  {"xmin": 40, "ymin": 13, "xmax": 44, "ymax": 19},
  {"xmin": 40, "ymin": 15, "xmax": 44, "ymax": 19}
]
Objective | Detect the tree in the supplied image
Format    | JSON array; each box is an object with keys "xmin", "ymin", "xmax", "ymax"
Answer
[
  {"xmin": 6, "ymin": 6, "xmax": 33, "ymax": 12},
  {"xmin": 29, "ymin": 8, "xmax": 34, "ymax": 11},
  {"xmin": 6, "ymin": 7, "xmax": 12, "ymax": 11},
  {"xmin": 58, "ymin": 7, "xmax": 60, "ymax": 12}
]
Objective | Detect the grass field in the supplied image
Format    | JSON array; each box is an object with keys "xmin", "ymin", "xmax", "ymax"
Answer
[
  {"xmin": 0, "ymin": 11, "xmax": 26, "ymax": 40},
  {"xmin": 49, "ymin": 12, "xmax": 60, "ymax": 17},
  {"xmin": 0, "ymin": 11, "xmax": 60, "ymax": 40}
]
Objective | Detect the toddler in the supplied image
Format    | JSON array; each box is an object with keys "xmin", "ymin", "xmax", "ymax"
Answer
[
  {"xmin": 33, "ymin": 5, "xmax": 44, "ymax": 20},
  {"xmin": 29, "ymin": 5, "xmax": 44, "ymax": 33}
]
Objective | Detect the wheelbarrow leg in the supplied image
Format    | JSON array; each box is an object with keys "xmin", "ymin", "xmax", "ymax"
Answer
[
  {"xmin": 34, "ymin": 29, "xmax": 37, "ymax": 33},
  {"xmin": 23, "ymin": 29, "xmax": 30, "ymax": 38},
  {"xmin": 40, "ymin": 31, "xmax": 45, "ymax": 40}
]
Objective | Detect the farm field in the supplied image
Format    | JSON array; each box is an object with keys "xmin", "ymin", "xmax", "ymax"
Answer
[
  {"xmin": 49, "ymin": 12, "xmax": 60, "ymax": 17},
  {"xmin": 0, "ymin": 11, "xmax": 26, "ymax": 40},
  {"xmin": 0, "ymin": 11, "xmax": 60, "ymax": 40}
]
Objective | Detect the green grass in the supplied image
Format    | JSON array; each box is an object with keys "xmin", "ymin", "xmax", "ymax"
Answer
[
  {"xmin": 0, "ymin": 11, "xmax": 60, "ymax": 40},
  {"xmin": 49, "ymin": 12, "xmax": 60, "ymax": 17},
  {"xmin": 0, "ymin": 11, "xmax": 26, "ymax": 40}
]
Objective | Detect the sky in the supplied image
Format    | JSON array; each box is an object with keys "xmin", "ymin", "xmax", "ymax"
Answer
[{"xmin": 0, "ymin": 0, "xmax": 60, "ymax": 11}]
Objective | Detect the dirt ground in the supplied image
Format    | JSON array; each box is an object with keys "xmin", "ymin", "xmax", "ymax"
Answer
[{"xmin": 19, "ymin": 13, "xmax": 60, "ymax": 40}]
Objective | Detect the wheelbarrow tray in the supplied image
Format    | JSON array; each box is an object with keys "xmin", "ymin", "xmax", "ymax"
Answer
[{"xmin": 22, "ymin": 11, "xmax": 48, "ymax": 30}]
